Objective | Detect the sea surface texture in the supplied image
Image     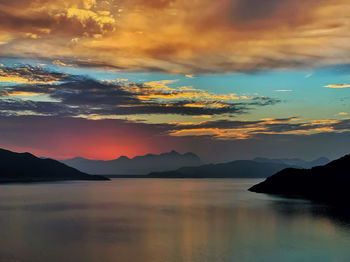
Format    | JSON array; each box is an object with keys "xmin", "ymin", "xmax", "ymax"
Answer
[{"xmin": 0, "ymin": 179, "xmax": 349, "ymax": 262}]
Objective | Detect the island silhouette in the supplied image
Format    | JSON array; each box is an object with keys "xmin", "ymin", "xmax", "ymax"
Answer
[{"xmin": 249, "ymin": 154, "xmax": 350, "ymax": 203}]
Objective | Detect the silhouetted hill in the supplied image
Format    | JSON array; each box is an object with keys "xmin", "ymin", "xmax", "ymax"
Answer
[
  {"xmin": 0, "ymin": 148, "xmax": 109, "ymax": 183},
  {"xmin": 148, "ymin": 160, "xmax": 294, "ymax": 178},
  {"xmin": 249, "ymin": 154, "xmax": 350, "ymax": 202},
  {"xmin": 61, "ymin": 150, "xmax": 202, "ymax": 175},
  {"xmin": 253, "ymin": 157, "xmax": 330, "ymax": 169}
]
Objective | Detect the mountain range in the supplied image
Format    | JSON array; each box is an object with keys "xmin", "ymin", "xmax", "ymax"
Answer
[
  {"xmin": 147, "ymin": 160, "xmax": 296, "ymax": 178},
  {"xmin": 61, "ymin": 150, "xmax": 202, "ymax": 175},
  {"xmin": 0, "ymin": 147, "xmax": 335, "ymax": 182},
  {"xmin": 253, "ymin": 157, "xmax": 330, "ymax": 169},
  {"xmin": 61, "ymin": 151, "xmax": 331, "ymax": 178},
  {"xmin": 0, "ymin": 148, "xmax": 108, "ymax": 183}
]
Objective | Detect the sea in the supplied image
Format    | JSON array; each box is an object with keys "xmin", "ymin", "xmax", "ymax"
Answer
[{"xmin": 0, "ymin": 179, "xmax": 349, "ymax": 262}]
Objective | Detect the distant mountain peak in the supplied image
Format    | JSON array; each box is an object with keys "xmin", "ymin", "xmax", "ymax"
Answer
[
  {"xmin": 184, "ymin": 152, "xmax": 197, "ymax": 157},
  {"xmin": 117, "ymin": 155, "xmax": 130, "ymax": 161},
  {"xmin": 167, "ymin": 150, "xmax": 180, "ymax": 155}
]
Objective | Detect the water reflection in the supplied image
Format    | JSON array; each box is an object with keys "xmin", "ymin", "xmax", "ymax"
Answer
[
  {"xmin": 269, "ymin": 197, "xmax": 350, "ymax": 230},
  {"xmin": 0, "ymin": 179, "xmax": 349, "ymax": 262}
]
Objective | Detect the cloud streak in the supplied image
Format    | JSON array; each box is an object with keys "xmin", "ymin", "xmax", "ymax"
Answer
[
  {"xmin": 167, "ymin": 117, "xmax": 350, "ymax": 139},
  {"xmin": 324, "ymin": 84, "xmax": 350, "ymax": 89}
]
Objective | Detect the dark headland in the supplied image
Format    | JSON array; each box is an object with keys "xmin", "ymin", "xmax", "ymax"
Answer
[
  {"xmin": 249, "ymin": 154, "xmax": 350, "ymax": 203},
  {"xmin": 0, "ymin": 148, "xmax": 109, "ymax": 183}
]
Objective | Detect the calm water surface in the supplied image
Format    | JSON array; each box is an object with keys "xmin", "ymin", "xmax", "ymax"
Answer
[{"xmin": 0, "ymin": 179, "xmax": 350, "ymax": 262}]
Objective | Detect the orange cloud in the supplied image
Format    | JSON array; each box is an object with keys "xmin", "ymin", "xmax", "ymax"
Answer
[
  {"xmin": 324, "ymin": 84, "xmax": 350, "ymax": 89},
  {"xmin": 0, "ymin": 0, "xmax": 349, "ymax": 73},
  {"xmin": 7, "ymin": 91, "xmax": 45, "ymax": 96},
  {"xmin": 119, "ymin": 79, "xmax": 248, "ymax": 107},
  {"xmin": 167, "ymin": 117, "xmax": 349, "ymax": 140},
  {"xmin": 170, "ymin": 128, "xmax": 254, "ymax": 140},
  {"xmin": 144, "ymin": 80, "xmax": 179, "ymax": 90}
]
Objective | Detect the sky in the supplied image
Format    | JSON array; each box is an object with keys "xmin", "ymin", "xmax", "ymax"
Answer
[{"xmin": 1, "ymin": 0, "xmax": 350, "ymax": 162}]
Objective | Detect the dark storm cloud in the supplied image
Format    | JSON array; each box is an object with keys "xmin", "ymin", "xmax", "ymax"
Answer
[
  {"xmin": 171, "ymin": 118, "xmax": 297, "ymax": 130},
  {"xmin": 331, "ymin": 119, "xmax": 350, "ymax": 131},
  {"xmin": 0, "ymin": 65, "xmax": 69, "ymax": 83},
  {"xmin": 0, "ymin": 99, "xmax": 76, "ymax": 117},
  {"xmin": 0, "ymin": 66, "xmax": 280, "ymax": 117},
  {"xmin": 48, "ymin": 78, "xmax": 140, "ymax": 106},
  {"xmin": 259, "ymin": 123, "xmax": 316, "ymax": 133},
  {"xmin": 260, "ymin": 120, "xmax": 349, "ymax": 134}
]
